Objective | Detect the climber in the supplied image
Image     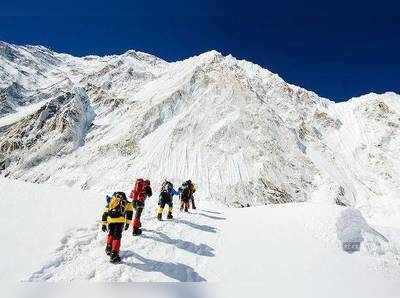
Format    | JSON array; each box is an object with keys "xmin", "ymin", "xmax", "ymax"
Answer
[
  {"xmin": 157, "ymin": 180, "xmax": 180, "ymax": 221},
  {"xmin": 129, "ymin": 178, "xmax": 152, "ymax": 235},
  {"xmin": 101, "ymin": 191, "xmax": 133, "ymax": 263},
  {"xmin": 179, "ymin": 180, "xmax": 196, "ymax": 212},
  {"xmin": 187, "ymin": 180, "xmax": 197, "ymax": 209}
]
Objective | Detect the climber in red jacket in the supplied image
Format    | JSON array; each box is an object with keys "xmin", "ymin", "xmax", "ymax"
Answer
[{"xmin": 129, "ymin": 178, "xmax": 152, "ymax": 235}]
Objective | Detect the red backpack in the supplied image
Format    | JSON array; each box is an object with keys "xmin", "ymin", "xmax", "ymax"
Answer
[{"xmin": 130, "ymin": 178, "xmax": 149, "ymax": 201}]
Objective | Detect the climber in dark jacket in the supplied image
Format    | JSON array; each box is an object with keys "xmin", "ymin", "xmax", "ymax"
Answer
[
  {"xmin": 179, "ymin": 180, "xmax": 196, "ymax": 212},
  {"xmin": 157, "ymin": 180, "xmax": 180, "ymax": 220}
]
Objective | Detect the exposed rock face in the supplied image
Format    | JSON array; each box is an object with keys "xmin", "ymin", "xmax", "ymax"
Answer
[
  {"xmin": 0, "ymin": 86, "xmax": 95, "ymax": 174},
  {"xmin": 1, "ymin": 42, "xmax": 399, "ymax": 211}
]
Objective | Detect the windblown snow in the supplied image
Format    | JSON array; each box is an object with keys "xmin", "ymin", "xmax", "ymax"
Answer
[{"xmin": 1, "ymin": 42, "xmax": 400, "ymax": 292}]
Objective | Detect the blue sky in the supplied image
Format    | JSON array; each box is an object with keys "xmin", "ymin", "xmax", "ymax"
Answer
[{"xmin": 1, "ymin": 0, "xmax": 399, "ymax": 101}]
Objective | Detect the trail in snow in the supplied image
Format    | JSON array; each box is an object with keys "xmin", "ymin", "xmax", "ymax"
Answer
[
  {"xmin": 23, "ymin": 199, "xmax": 400, "ymax": 287},
  {"xmin": 0, "ymin": 178, "xmax": 99, "ymax": 283},
  {"xmin": 25, "ymin": 202, "xmax": 224, "ymax": 282}
]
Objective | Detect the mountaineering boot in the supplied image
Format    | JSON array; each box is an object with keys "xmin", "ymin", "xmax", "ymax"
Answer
[
  {"xmin": 132, "ymin": 228, "xmax": 142, "ymax": 236},
  {"xmin": 105, "ymin": 234, "xmax": 113, "ymax": 255},
  {"xmin": 110, "ymin": 251, "xmax": 121, "ymax": 263},
  {"xmin": 157, "ymin": 206, "xmax": 163, "ymax": 221},
  {"xmin": 105, "ymin": 244, "xmax": 112, "ymax": 256},
  {"xmin": 132, "ymin": 217, "xmax": 142, "ymax": 235},
  {"xmin": 191, "ymin": 198, "xmax": 196, "ymax": 209},
  {"xmin": 167, "ymin": 207, "xmax": 173, "ymax": 219}
]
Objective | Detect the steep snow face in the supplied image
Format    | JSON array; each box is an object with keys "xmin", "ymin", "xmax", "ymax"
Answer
[
  {"xmin": 0, "ymin": 42, "xmax": 399, "ymax": 209},
  {"xmin": 0, "ymin": 42, "xmax": 63, "ymax": 89},
  {"xmin": 306, "ymin": 92, "xmax": 400, "ymax": 212},
  {"xmin": 0, "ymin": 42, "xmax": 66, "ymax": 117}
]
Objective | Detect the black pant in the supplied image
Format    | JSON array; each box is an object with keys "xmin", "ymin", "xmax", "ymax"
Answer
[
  {"xmin": 180, "ymin": 196, "xmax": 189, "ymax": 211},
  {"xmin": 108, "ymin": 223, "xmax": 124, "ymax": 240},
  {"xmin": 159, "ymin": 196, "xmax": 173, "ymax": 208},
  {"xmin": 135, "ymin": 206, "xmax": 143, "ymax": 219},
  {"xmin": 132, "ymin": 200, "xmax": 144, "ymax": 210},
  {"xmin": 132, "ymin": 200, "xmax": 144, "ymax": 229},
  {"xmin": 132, "ymin": 200, "xmax": 144, "ymax": 218},
  {"xmin": 190, "ymin": 196, "xmax": 196, "ymax": 209}
]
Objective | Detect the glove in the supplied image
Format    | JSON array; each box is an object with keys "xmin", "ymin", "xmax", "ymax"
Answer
[
  {"xmin": 102, "ymin": 224, "xmax": 107, "ymax": 232},
  {"xmin": 124, "ymin": 223, "xmax": 130, "ymax": 231}
]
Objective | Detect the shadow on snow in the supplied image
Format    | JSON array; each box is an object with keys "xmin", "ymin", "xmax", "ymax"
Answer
[
  {"xmin": 198, "ymin": 213, "xmax": 226, "ymax": 220},
  {"xmin": 200, "ymin": 209, "xmax": 222, "ymax": 215},
  {"xmin": 174, "ymin": 219, "xmax": 217, "ymax": 233},
  {"xmin": 141, "ymin": 230, "xmax": 215, "ymax": 257},
  {"xmin": 121, "ymin": 251, "xmax": 207, "ymax": 282}
]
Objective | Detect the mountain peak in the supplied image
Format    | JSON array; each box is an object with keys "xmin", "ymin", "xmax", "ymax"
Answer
[{"xmin": 1, "ymin": 42, "xmax": 399, "ymax": 212}]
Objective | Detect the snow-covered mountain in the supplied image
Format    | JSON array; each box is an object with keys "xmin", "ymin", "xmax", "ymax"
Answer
[
  {"xmin": 1, "ymin": 42, "xmax": 400, "ymax": 290},
  {"xmin": 1, "ymin": 41, "xmax": 399, "ymax": 212}
]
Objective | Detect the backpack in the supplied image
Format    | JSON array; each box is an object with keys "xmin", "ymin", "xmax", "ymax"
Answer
[
  {"xmin": 185, "ymin": 180, "xmax": 195, "ymax": 194},
  {"xmin": 130, "ymin": 178, "xmax": 150, "ymax": 200},
  {"xmin": 180, "ymin": 183, "xmax": 190, "ymax": 199},
  {"xmin": 161, "ymin": 180, "xmax": 172, "ymax": 192},
  {"xmin": 108, "ymin": 192, "xmax": 127, "ymax": 217}
]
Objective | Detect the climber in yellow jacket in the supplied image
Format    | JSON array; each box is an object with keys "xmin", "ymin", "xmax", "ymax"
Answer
[{"xmin": 101, "ymin": 191, "xmax": 133, "ymax": 263}]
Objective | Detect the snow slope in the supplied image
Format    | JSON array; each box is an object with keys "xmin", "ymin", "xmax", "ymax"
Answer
[
  {"xmin": 0, "ymin": 178, "xmax": 99, "ymax": 283},
  {"xmin": 2, "ymin": 178, "xmax": 399, "ymax": 296},
  {"xmin": 217, "ymin": 204, "xmax": 400, "ymax": 289}
]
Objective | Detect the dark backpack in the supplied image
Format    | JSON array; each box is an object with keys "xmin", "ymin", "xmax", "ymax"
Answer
[
  {"xmin": 161, "ymin": 180, "xmax": 173, "ymax": 192},
  {"xmin": 180, "ymin": 184, "xmax": 191, "ymax": 199}
]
